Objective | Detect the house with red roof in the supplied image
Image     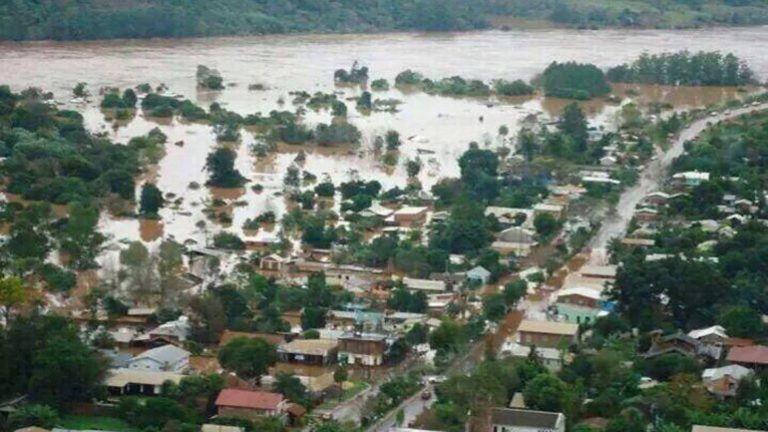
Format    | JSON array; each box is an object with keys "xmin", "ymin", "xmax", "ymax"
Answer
[
  {"xmin": 726, "ymin": 345, "xmax": 768, "ymax": 369},
  {"xmin": 215, "ymin": 389, "xmax": 287, "ymax": 420}
]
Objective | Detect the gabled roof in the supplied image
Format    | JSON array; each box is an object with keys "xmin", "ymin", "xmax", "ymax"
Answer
[
  {"xmin": 131, "ymin": 344, "xmax": 189, "ymax": 366},
  {"xmin": 727, "ymin": 345, "xmax": 768, "ymax": 365},
  {"xmin": 467, "ymin": 266, "xmax": 491, "ymax": 278},
  {"xmin": 518, "ymin": 319, "xmax": 578, "ymax": 336},
  {"xmin": 490, "ymin": 407, "xmax": 564, "ymax": 429},
  {"xmin": 105, "ymin": 368, "xmax": 184, "ymax": 388},
  {"xmin": 556, "ymin": 287, "xmax": 603, "ymax": 301},
  {"xmin": 278, "ymin": 339, "xmax": 338, "ymax": 356},
  {"xmin": 702, "ymin": 364, "xmax": 753, "ymax": 381},
  {"xmin": 688, "ymin": 325, "xmax": 728, "ymax": 340},
  {"xmin": 215, "ymin": 389, "xmax": 284, "ymax": 411}
]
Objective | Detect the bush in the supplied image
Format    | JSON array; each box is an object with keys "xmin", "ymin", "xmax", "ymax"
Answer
[
  {"xmin": 213, "ymin": 232, "xmax": 245, "ymax": 250},
  {"xmin": 541, "ymin": 62, "xmax": 610, "ymax": 100},
  {"xmin": 494, "ymin": 79, "xmax": 534, "ymax": 96}
]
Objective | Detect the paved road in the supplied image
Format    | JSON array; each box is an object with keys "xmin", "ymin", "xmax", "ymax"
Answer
[{"xmin": 589, "ymin": 103, "xmax": 768, "ymax": 262}]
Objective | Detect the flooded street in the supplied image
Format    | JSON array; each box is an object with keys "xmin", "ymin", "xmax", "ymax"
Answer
[
  {"xmin": 1, "ymin": 27, "xmax": 767, "ymax": 247},
  {"xmin": 589, "ymin": 102, "xmax": 768, "ymax": 263}
]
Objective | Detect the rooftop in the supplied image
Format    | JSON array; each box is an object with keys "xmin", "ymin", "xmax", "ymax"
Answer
[
  {"xmin": 518, "ymin": 319, "xmax": 579, "ymax": 336},
  {"xmin": 215, "ymin": 389, "xmax": 284, "ymax": 411},
  {"xmin": 278, "ymin": 339, "xmax": 338, "ymax": 356},
  {"xmin": 131, "ymin": 344, "xmax": 189, "ymax": 365},
  {"xmin": 491, "ymin": 407, "xmax": 565, "ymax": 429},
  {"xmin": 727, "ymin": 345, "xmax": 768, "ymax": 365}
]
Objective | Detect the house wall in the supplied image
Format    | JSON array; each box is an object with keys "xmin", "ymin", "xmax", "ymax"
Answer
[
  {"xmin": 555, "ymin": 303, "xmax": 599, "ymax": 325},
  {"xmin": 519, "ymin": 331, "xmax": 575, "ymax": 348},
  {"xmin": 218, "ymin": 406, "xmax": 279, "ymax": 421},
  {"xmin": 558, "ymin": 294, "xmax": 599, "ymax": 309}
]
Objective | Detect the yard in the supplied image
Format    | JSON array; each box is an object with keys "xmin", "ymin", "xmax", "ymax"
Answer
[
  {"xmin": 316, "ymin": 380, "xmax": 370, "ymax": 411},
  {"xmin": 58, "ymin": 415, "xmax": 136, "ymax": 432}
]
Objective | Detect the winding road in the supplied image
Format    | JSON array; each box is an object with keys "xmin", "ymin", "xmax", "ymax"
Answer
[{"xmin": 589, "ymin": 102, "xmax": 768, "ymax": 263}]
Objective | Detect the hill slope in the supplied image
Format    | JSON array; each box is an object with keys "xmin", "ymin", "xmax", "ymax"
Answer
[{"xmin": 1, "ymin": 0, "xmax": 768, "ymax": 41}]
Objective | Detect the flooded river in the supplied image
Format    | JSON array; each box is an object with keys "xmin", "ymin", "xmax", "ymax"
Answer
[{"xmin": 1, "ymin": 27, "xmax": 767, "ymax": 248}]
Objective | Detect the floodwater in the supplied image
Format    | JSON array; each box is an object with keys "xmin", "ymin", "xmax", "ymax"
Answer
[{"xmin": 1, "ymin": 27, "xmax": 767, "ymax": 248}]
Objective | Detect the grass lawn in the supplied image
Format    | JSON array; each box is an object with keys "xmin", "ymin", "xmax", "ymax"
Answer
[
  {"xmin": 58, "ymin": 415, "xmax": 136, "ymax": 432},
  {"xmin": 316, "ymin": 381, "xmax": 370, "ymax": 411}
]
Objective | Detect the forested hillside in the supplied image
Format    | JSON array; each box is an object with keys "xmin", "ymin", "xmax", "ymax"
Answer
[{"xmin": 1, "ymin": 0, "xmax": 768, "ymax": 41}]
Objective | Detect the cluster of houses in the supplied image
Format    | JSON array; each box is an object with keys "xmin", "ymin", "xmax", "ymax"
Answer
[
  {"xmin": 644, "ymin": 325, "xmax": 768, "ymax": 398},
  {"xmin": 626, "ymin": 169, "xmax": 766, "ymax": 249}
]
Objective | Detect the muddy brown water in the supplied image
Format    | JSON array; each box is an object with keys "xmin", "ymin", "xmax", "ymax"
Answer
[{"xmin": 1, "ymin": 28, "xmax": 766, "ymax": 249}]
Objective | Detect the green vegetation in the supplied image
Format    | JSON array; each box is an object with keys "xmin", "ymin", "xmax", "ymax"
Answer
[
  {"xmin": 0, "ymin": 0, "xmax": 489, "ymax": 41},
  {"xmin": 493, "ymin": 79, "xmax": 535, "ymax": 96},
  {"xmin": 3, "ymin": 1, "xmax": 768, "ymax": 41},
  {"xmin": 205, "ymin": 148, "xmax": 246, "ymax": 187},
  {"xmin": 611, "ymin": 110, "xmax": 768, "ymax": 334},
  {"xmin": 58, "ymin": 415, "xmax": 136, "ymax": 432},
  {"xmin": 541, "ymin": 61, "xmax": 611, "ymax": 100},
  {"xmin": 607, "ymin": 51, "xmax": 755, "ymax": 86}
]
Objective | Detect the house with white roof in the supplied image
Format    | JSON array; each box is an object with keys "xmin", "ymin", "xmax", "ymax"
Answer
[
  {"xmin": 127, "ymin": 344, "xmax": 190, "ymax": 373},
  {"xmin": 673, "ymin": 171, "xmax": 710, "ymax": 188},
  {"xmin": 554, "ymin": 287, "xmax": 606, "ymax": 325},
  {"xmin": 466, "ymin": 266, "xmax": 491, "ymax": 286},
  {"xmin": 702, "ymin": 364, "xmax": 753, "ymax": 397},
  {"xmin": 492, "ymin": 227, "xmax": 537, "ymax": 256}
]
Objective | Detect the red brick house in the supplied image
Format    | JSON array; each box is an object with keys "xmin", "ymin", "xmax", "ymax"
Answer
[{"xmin": 215, "ymin": 389, "xmax": 287, "ymax": 420}]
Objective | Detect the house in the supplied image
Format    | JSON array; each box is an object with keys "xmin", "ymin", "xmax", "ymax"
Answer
[
  {"xmin": 338, "ymin": 332, "xmax": 388, "ymax": 366},
  {"xmin": 215, "ymin": 389, "xmax": 287, "ymax": 420},
  {"xmin": 688, "ymin": 326, "xmax": 728, "ymax": 345},
  {"xmin": 620, "ymin": 237, "xmax": 655, "ymax": 248},
  {"xmin": 201, "ymin": 425, "xmax": 244, "ymax": 432},
  {"xmin": 644, "ymin": 331, "xmax": 700, "ymax": 359},
  {"xmin": 702, "ymin": 364, "xmax": 753, "ymax": 397},
  {"xmin": 600, "ymin": 155, "xmax": 617, "ymax": 166},
  {"xmin": 384, "ymin": 312, "xmax": 427, "ymax": 332},
  {"xmin": 143, "ymin": 315, "xmax": 190, "ymax": 346},
  {"xmin": 644, "ymin": 191, "xmax": 670, "ymax": 207},
  {"xmin": 427, "ymin": 293, "xmax": 456, "ymax": 313},
  {"xmin": 517, "ymin": 320, "xmax": 579, "ymax": 349},
  {"xmin": 672, "ymin": 171, "xmax": 710, "ymax": 188},
  {"xmin": 490, "ymin": 407, "xmax": 566, "ymax": 432},
  {"xmin": 466, "ymin": 266, "xmax": 491, "ymax": 286},
  {"xmin": 533, "ymin": 203, "xmax": 565, "ymax": 220},
  {"xmin": 127, "ymin": 344, "xmax": 190, "ymax": 373},
  {"xmin": 260, "ymin": 254, "xmax": 292, "ymax": 272},
  {"xmin": 500, "ymin": 340, "xmax": 567, "ymax": 372},
  {"xmin": 634, "ymin": 207, "xmax": 658, "ymax": 222},
  {"xmin": 277, "ymin": 339, "xmax": 338, "ymax": 366},
  {"xmin": 392, "ymin": 206, "xmax": 429, "ymax": 226},
  {"xmin": 554, "ymin": 287, "xmax": 604, "ymax": 325},
  {"xmin": 402, "ymin": 277, "xmax": 448, "ymax": 293},
  {"xmin": 328, "ymin": 310, "xmax": 383, "ymax": 331},
  {"xmin": 726, "ymin": 345, "xmax": 768, "ymax": 369},
  {"xmin": 579, "ymin": 265, "xmax": 616, "ymax": 280},
  {"xmin": 105, "ymin": 368, "xmax": 184, "ymax": 396},
  {"xmin": 358, "ymin": 202, "xmax": 393, "ymax": 219},
  {"xmin": 493, "ymin": 227, "xmax": 537, "ymax": 255}
]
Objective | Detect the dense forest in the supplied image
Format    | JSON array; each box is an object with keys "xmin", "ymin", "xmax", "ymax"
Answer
[{"xmin": 2, "ymin": 0, "xmax": 768, "ymax": 41}]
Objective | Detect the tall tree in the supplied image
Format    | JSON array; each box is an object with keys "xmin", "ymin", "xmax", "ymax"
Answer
[{"xmin": 218, "ymin": 337, "xmax": 277, "ymax": 383}]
